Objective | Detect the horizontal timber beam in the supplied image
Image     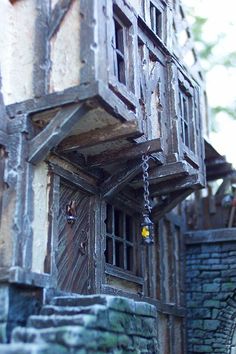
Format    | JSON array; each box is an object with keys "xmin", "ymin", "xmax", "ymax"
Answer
[
  {"xmin": 185, "ymin": 228, "xmax": 236, "ymax": 245},
  {"xmin": 149, "ymin": 174, "xmax": 200, "ymax": 196},
  {"xmin": 100, "ymin": 160, "xmax": 141, "ymax": 199},
  {"xmin": 87, "ymin": 138, "xmax": 162, "ymax": 167},
  {"xmin": 58, "ymin": 120, "xmax": 142, "ymax": 153},
  {"xmin": 28, "ymin": 104, "xmax": 90, "ymax": 165},
  {"xmin": 7, "ymin": 82, "xmax": 99, "ymax": 117},
  {"xmin": 131, "ymin": 161, "xmax": 192, "ymax": 188},
  {"xmin": 152, "ymin": 189, "xmax": 193, "ymax": 221}
]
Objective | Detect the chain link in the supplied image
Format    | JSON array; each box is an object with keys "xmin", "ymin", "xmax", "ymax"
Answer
[{"xmin": 142, "ymin": 154, "xmax": 152, "ymax": 214}]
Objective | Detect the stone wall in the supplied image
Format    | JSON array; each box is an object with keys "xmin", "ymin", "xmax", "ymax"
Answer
[
  {"xmin": 185, "ymin": 230, "xmax": 236, "ymax": 353},
  {"xmin": 0, "ymin": 284, "xmax": 42, "ymax": 343},
  {"xmin": 0, "ymin": 294, "xmax": 159, "ymax": 354}
]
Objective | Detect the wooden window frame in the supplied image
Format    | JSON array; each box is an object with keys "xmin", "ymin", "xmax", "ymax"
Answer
[
  {"xmin": 104, "ymin": 202, "xmax": 143, "ymax": 287},
  {"xmin": 179, "ymin": 85, "xmax": 191, "ymax": 149},
  {"xmin": 113, "ymin": 15, "xmax": 126, "ymax": 85},
  {"xmin": 107, "ymin": 1, "xmax": 137, "ymax": 107},
  {"xmin": 177, "ymin": 71, "xmax": 199, "ymax": 168},
  {"xmin": 150, "ymin": 1, "xmax": 163, "ymax": 38}
]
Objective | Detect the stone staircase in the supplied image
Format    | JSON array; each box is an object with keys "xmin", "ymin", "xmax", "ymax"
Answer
[{"xmin": 0, "ymin": 295, "xmax": 158, "ymax": 354}]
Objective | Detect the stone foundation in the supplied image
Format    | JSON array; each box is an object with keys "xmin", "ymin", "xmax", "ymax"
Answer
[
  {"xmin": 186, "ymin": 231, "xmax": 236, "ymax": 353},
  {"xmin": 0, "ymin": 294, "xmax": 159, "ymax": 353}
]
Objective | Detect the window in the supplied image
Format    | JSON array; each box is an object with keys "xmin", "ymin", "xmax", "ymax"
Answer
[
  {"xmin": 178, "ymin": 85, "xmax": 192, "ymax": 148},
  {"xmin": 105, "ymin": 204, "xmax": 136, "ymax": 272},
  {"xmin": 113, "ymin": 15, "xmax": 126, "ymax": 85},
  {"xmin": 150, "ymin": 2, "xmax": 162, "ymax": 38}
]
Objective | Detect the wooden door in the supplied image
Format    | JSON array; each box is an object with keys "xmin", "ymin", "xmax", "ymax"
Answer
[{"xmin": 56, "ymin": 180, "xmax": 93, "ymax": 294}]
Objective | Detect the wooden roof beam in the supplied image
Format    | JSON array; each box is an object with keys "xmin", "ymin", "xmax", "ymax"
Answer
[
  {"xmin": 100, "ymin": 160, "xmax": 141, "ymax": 199},
  {"xmin": 87, "ymin": 138, "xmax": 163, "ymax": 167},
  {"xmin": 149, "ymin": 174, "xmax": 200, "ymax": 196},
  {"xmin": 151, "ymin": 189, "xmax": 193, "ymax": 222},
  {"xmin": 58, "ymin": 120, "xmax": 142, "ymax": 153},
  {"xmin": 131, "ymin": 161, "xmax": 192, "ymax": 188},
  {"xmin": 28, "ymin": 103, "xmax": 90, "ymax": 165}
]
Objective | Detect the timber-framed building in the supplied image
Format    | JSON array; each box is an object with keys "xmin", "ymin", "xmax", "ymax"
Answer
[{"xmin": 0, "ymin": 1, "xmax": 235, "ymax": 353}]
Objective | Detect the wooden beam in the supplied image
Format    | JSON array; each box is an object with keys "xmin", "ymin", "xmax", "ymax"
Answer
[
  {"xmin": 131, "ymin": 161, "xmax": 192, "ymax": 188},
  {"xmin": 6, "ymin": 82, "xmax": 99, "ymax": 117},
  {"xmin": 28, "ymin": 104, "xmax": 90, "ymax": 165},
  {"xmin": 100, "ymin": 160, "xmax": 141, "ymax": 199},
  {"xmin": 49, "ymin": 162, "xmax": 99, "ymax": 195},
  {"xmin": 149, "ymin": 174, "xmax": 200, "ymax": 196},
  {"xmin": 151, "ymin": 189, "xmax": 193, "ymax": 221},
  {"xmin": 185, "ymin": 228, "xmax": 236, "ymax": 245},
  {"xmin": 87, "ymin": 138, "xmax": 162, "ymax": 167},
  {"xmin": 49, "ymin": 0, "xmax": 73, "ymax": 39},
  {"xmin": 58, "ymin": 120, "xmax": 142, "ymax": 152}
]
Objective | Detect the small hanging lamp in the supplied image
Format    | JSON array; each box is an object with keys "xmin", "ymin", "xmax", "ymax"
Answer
[
  {"xmin": 141, "ymin": 154, "xmax": 154, "ymax": 244},
  {"xmin": 66, "ymin": 200, "xmax": 77, "ymax": 225}
]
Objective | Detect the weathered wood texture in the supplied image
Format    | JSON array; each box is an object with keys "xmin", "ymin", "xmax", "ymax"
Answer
[
  {"xmin": 100, "ymin": 160, "xmax": 142, "ymax": 199},
  {"xmin": 29, "ymin": 104, "xmax": 90, "ymax": 164},
  {"xmin": 58, "ymin": 121, "xmax": 142, "ymax": 152},
  {"xmin": 87, "ymin": 138, "xmax": 162, "ymax": 167},
  {"xmin": 34, "ymin": 0, "xmax": 50, "ymax": 96},
  {"xmin": 152, "ymin": 189, "xmax": 193, "ymax": 221},
  {"xmin": 49, "ymin": 0, "xmax": 73, "ymax": 39},
  {"xmin": 56, "ymin": 182, "xmax": 94, "ymax": 293}
]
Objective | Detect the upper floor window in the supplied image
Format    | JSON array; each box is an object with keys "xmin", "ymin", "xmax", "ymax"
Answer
[
  {"xmin": 178, "ymin": 85, "xmax": 192, "ymax": 149},
  {"xmin": 105, "ymin": 204, "xmax": 136, "ymax": 273},
  {"xmin": 109, "ymin": 4, "xmax": 134, "ymax": 93},
  {"xmin": 150, "ymin": 1, "xmax": 162, "ymax": 38},
  {"xmin": 113, "ymin": 16, "xmax": 126, "ymax": 85}
]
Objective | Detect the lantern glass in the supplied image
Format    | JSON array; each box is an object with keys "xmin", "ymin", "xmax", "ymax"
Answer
[{"xmin": 141, "ymin": 214, "xmax": 154, "ymax": 244}]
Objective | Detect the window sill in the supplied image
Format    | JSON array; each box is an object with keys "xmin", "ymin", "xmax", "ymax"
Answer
[
  {"xmin": 108, "ymin": 78, "xmax": 138, "ymax": 112},
  {"xmin": 105, "ymin": 263, "xmax": 144, "ymax": 285}
]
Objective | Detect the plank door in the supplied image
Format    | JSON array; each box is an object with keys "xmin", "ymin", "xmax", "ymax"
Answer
[{"xmin": 56, "ymin": 180, "xmax": 93, "ymax": 294}]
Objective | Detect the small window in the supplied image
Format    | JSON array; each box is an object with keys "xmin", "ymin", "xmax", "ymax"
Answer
[
  {"xmin": 150, "ymin": 2, "xmax": 162, "ymax": 38},
  {"xmin": 105, "ymin": 204, "xmax": 135, "ymax": 272},
  {"xmin": 113, "ymin": 16, "xmax": 126, "ymax": 85},
  {"xmin": 179, "ymin": 86, "xmax": 192, "ymax": 148}
]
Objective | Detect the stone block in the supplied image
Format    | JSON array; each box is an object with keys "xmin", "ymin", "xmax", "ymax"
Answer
[
  {"xmin": 203, "ymin": 283, "xmax": 220, "ymax": 293},
  {"xmin": 211, "ymin": 264, "xmax": 229, "ymax": 270},
  {"xmin": 223, "ymin": 257, "xmax": 236, "ymax": 265},
  {"xmin": 133, "ymin": 302, "xmax": 156, "ymax": 318},
  {"xmin": 202, "ymin": 245, "xmax": 221, "ymax": 253},
  {"xmin": 191, "ymin": 320, "xmax": 203, "ymax": 329},
  {"xmin": 0, "ymin": 343, "xmax": 66, "ymax": 354},
  {"xmin": 186, "ymin": 270, "xmax": 200, "ymax": 278},
  {"xmin": 192, "ymin": 308, "xmax": 211, "ymax": 319},
  {"xmin": 221, "ymin": 282, "xmax": 236, "ymax": 292},
  {"xmin": 134, "ymin": 317, "xmax": 157, "ymax": 337},
  {"xmin": 222, "ymin": 243, "xmax": 236, "ymax": 252},
  {"xmin": 203, "ymin": 320, "xmax": 220, "ymax": 331},
  {"xmin": 195, "ymin": 253, "xmax": 210, "ymax": 259},
  {"xmin": 116, "ymin": 334, "xmax": 133, "ymax": 349},
  {"xmin": 108, "ymin": 310, "xmax": 132, "ymax": 333},
  {"xmin": 28, "ymin": 314, "xmax": 98, "ymax": 329},
  {"xmin": 199, "ymin": 271, "xmax": 221, "ymax": 279},
  {"xmin": 186, "ymin": 259, "xmax": 201, "ymax": 265},
  {"xmin": 193, "ymin": 344, "xmax": 212, "ymax": 352},
  {"xmin": 202, "ymin": 259, "xmax": 220, "ymax": 265},
  {"xmin": 106, "ymin": 297, "xmax": 135, "ymax": 314},
  {"xmin": 203, "ymin": 300, "xmax": 220, "ymax": 308}
]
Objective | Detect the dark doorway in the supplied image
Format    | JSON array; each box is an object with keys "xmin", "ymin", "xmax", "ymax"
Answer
[{"xmin": 56, "ymin": 180, "xmax": 93, "ymax": 294}]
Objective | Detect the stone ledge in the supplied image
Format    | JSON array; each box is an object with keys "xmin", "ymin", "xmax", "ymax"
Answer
[{"xmin": 185, "ymin": 229, "xmax": 236, "ymax": 244}]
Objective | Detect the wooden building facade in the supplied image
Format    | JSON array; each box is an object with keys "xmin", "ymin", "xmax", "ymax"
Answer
[{"xmin": 0, "ymin": 0, "xmax": 208, "ymax": 352}]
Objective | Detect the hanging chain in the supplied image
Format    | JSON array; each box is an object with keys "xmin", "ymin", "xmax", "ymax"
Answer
[{"xmin": 142, "ymin": 154, "xmax": 152, "ymax": 214}]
